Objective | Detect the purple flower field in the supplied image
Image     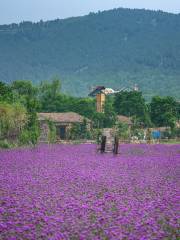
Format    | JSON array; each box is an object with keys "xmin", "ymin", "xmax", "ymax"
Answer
[{"xmin": 0, "ymin": 144, "xmax": 180, "ymax": 240}]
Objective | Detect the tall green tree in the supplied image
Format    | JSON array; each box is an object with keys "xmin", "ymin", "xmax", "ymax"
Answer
[
  {"xmin": 72, "ymin": 98, "xmax": 96, "ymax": 119},
  {"xmin": 150, "ymin": 96, "xmax": 178, "ymax": 128},
  {"xmin": 11, "ymin": 80, "xmax": 40, "ymax": 144},
  {"xmin": 0, "ymin": 102, "xmax": 27, "ymax": 140},
  {"xmin": 0, "ymin": 81, "xmax": 13, "ymax": 102},
  {"xmin": 103, "ymin": 96, "xmax": 117, "ymax": 128},
  {"xmin": 114, "ymin": 91, "xmax": 151, "ymax": 126},
  {"xmin": 39, "ymin": 78, "xmax": 61, "ymax": 112},
  {"xmin": 11, "ymin": 80, "xmax": 38, "ymax": 98}
]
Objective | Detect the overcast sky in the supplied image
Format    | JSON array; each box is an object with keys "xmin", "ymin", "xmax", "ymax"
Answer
[{"xmin": 0, "ymin": 0, "xmax": 180, "ymax": 24}]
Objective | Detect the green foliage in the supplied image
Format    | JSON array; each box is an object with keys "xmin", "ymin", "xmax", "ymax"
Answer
[
  {"xmin": 69, "ymin": 119, "xmax": 91, "ymax": 140},
  {"xmin": 39, "ymin": 78, "xmax": 96, "ymax": 118},
  {"xmin": 116, "ymin": 122, "xmax": 130, "ymax": 140},
  {"xmin": 171, "ymin": 128, "xmax": 180, "ymax": 138},
  {"xmin": 11, "ymin": 80, "xmax": 40, "ymax": 145},
  {"xmin": 91, "ymin": 128, "xmax": 102, "ymax": 143},
  {"xmin": 114, "ymin": 91, "xmax": 151, "ymax": 126},
  {"xmin": 0, "ymin": 102, "xmax": 27, "ymax": 140},
  {"xmin": 150, "ymin": 96, "xmax": 178, "ymax": 128},
  {"xmin": 39, "ymin": 78, "xmax": 61, "ymax": 112},
  {"xmin": 11, "ymin": 80, "xmax": 38, "ymax": 98},
  {"xmin": 0, "ymin": 139, "xmax": 12, "ymax": 149},
  {"xmin": 47, "ymin": 120, "xmax": 56, "ymax": 143},
  {"xmin": 103, "ymin": 96, "xmax": 117, "ymax": 128},
  {"xmin": 19, "ymin": 130, "xmax": 31, "ymax": 145},
  {"xmin": 92, "ymin": 112, "xmax": 105, "ymax": 129},
  {"xmin": 0, "ymin": 81, "xmax": 13, "ymax": 102},
  {"xmin": 1, "ymin": 79, "xmax": 179, "ymax": 146},
  {"xmin": 69, "ymin": 123, "xmax": 82, "ymax": 140},
  {"xmin": 131, "ymin": 128, "xmax": 145, "ymax": 140},
  {"xmin": 91, "ymin": 97, "xmax": 117, "ymax": 129},
  {"xmin": 70, "ymin": 98, "xmax": 96, "ymax": 119},
  {"xmin": 0, "ymin": 9, "xmax": 180, "ymax": 98},
  {"xmin": 29, "ymin": 125, "xmax": 40, "ymax": 146},
  {"xmin": 19, "ymin": 127, "xmax": 39, "ymax": 146}
]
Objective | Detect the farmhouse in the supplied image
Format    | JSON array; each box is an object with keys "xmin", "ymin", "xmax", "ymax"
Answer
[{"xmin": 38, "ymin": 112, "xmax": 91, "ymax": 142}]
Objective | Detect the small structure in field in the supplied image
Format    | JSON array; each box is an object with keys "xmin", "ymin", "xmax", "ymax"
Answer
[
  {"xmin": 99, "ymin": 128, "xmax": 119, "ymax": 154},
  {"xmin": 38, "ymin": 112, "xmax": 91, "ymax": 142}
]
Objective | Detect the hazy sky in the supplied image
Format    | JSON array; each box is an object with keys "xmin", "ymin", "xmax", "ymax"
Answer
[{"xmin": 0, "ymin": 0, "xmax": 180, "ymax": 24}]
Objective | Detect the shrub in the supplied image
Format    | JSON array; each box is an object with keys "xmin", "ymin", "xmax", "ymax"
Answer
[
  {"xmin": 47, "ymin": 120, "xmax": 56, "ymax": 143},
  {"xmin": 0, "ymin": 102, "xmax": 27, "ymax": 140},
  {"xmin": 19, "ymin": 126, "xmax": 40, "ymax": 146},
  {"xmin": 0, "ymin": 139, "xmax": 12, "ymax": 149}
]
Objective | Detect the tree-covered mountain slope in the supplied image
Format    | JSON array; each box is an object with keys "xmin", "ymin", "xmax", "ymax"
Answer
[{"xmin": 0, "ymin": 8, "xmax": 180, "ymax": 98}]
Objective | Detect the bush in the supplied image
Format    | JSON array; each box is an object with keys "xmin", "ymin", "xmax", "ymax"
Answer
[
  {"xmin": 170, "ymin": 128, "xmax": 180, "ymax": 138},
  {"xmin": 0, "ymin": 139, "xmax": 12, "ymax": 149},
  {"xmin": 19, "ymin": 130, "xmax": 31, "ymax": 145},
  {"xmin": 0, "ymin": 102, "xmax": 27, "ymax": 140},
  {"xmin": 19, "ymin": 127, "xmax": 40, "ymax": 146},
  {"xmin": 47, "ymin": 120, "xmax": 56, "ymax": 143},
  {"xmin": 69, "ymin": 120, "xmax": 92, "ymax": 140},
  {"xmin": 91, "ymin": 128, "xmax": 102, "ymax": 143},
  {"xmin": 116, "ymin": 122, "xmax": 130, "ymax": 140}
]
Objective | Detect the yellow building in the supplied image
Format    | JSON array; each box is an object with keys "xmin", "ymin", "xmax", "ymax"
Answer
[
  {"xmin": 89, "ymin": 86, "xmax": 118, "ymax": 113},
  {"xmin": 96, "ymin": 92, "xmax": 106, "ymax": 113}
]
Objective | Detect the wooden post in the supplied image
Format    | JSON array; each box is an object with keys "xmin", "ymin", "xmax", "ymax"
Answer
[
  {"xmin": 113, "ymin": 136, "xmax": 119, "ymax": 155},
  {"xmin": 101, "ymin": 136, "xmax": 106, "ymax": 153},
  {"xmin": 147, "ymin": 128, "xmax": 151, "ymax": 144}
]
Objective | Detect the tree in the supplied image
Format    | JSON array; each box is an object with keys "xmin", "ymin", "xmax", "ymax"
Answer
[
  {"xmin": 103, "ymin": 96, "xmax": 117, "ymax": 128},
  {"xmin": 0, "ymin": 81, "xmax": 13, "ymax": 102},
  {"xmin": 150, "ymin": 96, "xmax": 177, "ymax": 128},
  {"xmin": 11, "ymin": 80, "xmax": 40, "ymax": 145},
  {"xmin": 72, "ymin": 98, "xmax": 96, "ymax": 119},
  {"xmin": 116, "ymin": 122, "xmax": 130, "ymax": 140},
  {"xmin": 92, "ymin": 112, "xmax": 105, "ymax": 129},
  {"xmin": 11, "ymin": 80, "xmax": 38, "ymax": 98},
  {"xmin": 0, "ymin": 102, "xmax": 27, "ymax": 140},
  {"xmin": 39, "ymin": 77, "xmax": 61, "ymax": 112},
  {"xmin": 69, "ymin": 119, "xmax": 91, "ymax": 140},
  {"xmin": 114, "ymin": 91, "xmax": 151, "ymax": 126}
]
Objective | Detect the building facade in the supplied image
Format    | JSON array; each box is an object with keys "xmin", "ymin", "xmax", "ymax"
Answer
[{"xmin": 38, "ymin": 112, "xmax": 91, "ymax": 142}]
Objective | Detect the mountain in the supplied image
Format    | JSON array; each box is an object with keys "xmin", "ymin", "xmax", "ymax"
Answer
[{"xmin": 0, "ymin": 8, "xmax": 180, "ymax": 99}]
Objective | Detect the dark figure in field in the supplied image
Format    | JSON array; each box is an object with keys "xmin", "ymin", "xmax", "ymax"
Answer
[
  {"xmin": 113, "ymin": 136, "xmax": 119, "ymax": 155},
  {"xmin": 101, "ymin": 136, "xmax": 106, "ymax": 153}
]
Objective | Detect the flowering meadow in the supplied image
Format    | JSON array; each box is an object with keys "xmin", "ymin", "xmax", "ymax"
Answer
[{"xmin": 0, "ymin": 144, "xmax": 180, "ymax": 240}]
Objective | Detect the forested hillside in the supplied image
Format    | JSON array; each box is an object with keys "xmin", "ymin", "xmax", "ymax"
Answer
[{"xmin": 0, "ymin": 8, "xmax": 180, "ymax": 98}]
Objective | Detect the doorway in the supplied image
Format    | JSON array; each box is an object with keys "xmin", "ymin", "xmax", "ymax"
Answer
[{"xmin": 58, "ymin": 126, "xmax": 66, "ymax": 140}]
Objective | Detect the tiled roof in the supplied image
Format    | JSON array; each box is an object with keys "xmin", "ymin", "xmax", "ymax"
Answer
[
  {"xmin": 88, "ymin": 86, "xmax": 105, "ymax": 96},
  {"xmin": 117, "ymin": 115, "xmax": 132, "ymax": 125},
  {"xmin": 38, "ymin": 112, "xmax": 91, "ymax": 123},
  {"xmin": 89, "ymin": 86, "xmax": 119, "ymax": 96}
]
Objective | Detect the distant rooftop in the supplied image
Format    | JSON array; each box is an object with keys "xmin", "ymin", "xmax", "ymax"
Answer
[
  {"xmin": 117, "ymin": 115, "xmax": 132, "ymax": 125},
  {"xmin": 38, "ymin": 112, "xmax": 91, "ymax": 123},
  {"xmin": 89, "ymin": 86, "xmax": 105, "ymax": 97},
  {"xmin": 89, "ymin": 86, "xmax": 119, "ymax": 97}
]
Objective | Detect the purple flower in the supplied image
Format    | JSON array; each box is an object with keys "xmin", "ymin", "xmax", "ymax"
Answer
[{"xmin": 0, "ymin": 143, "xmax": 179, "ymax": 239}]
